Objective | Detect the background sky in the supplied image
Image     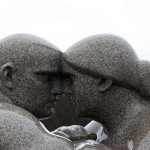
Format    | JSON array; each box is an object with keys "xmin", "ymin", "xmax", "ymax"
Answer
[{"xmin": 0, "ymin": 0, "xmax": 150, "ymax": 60}]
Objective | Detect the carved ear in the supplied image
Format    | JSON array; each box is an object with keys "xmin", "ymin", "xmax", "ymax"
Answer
[
  {"xmin": 0, "ymin": 62, "xmax": 15, "ymax": 89},
  {"xmin": 98, "ymin": 78, "xmax": 112, "ymax": 92}
]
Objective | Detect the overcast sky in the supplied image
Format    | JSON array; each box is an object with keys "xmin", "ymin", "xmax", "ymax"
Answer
[{"xmin": 0, "ymin": 0, "xmax": 150, "ymax": 60}]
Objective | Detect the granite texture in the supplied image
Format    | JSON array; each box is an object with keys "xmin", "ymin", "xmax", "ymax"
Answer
[
  {"xmin": 0, "ymin": 102, "xmax": 73, "ymax": 150},
  {"xmin": 0, "ymin": 34, "xmax": 104, "ymax": 150},
  {"xmin": 1, "ymin": 33, "xmax": 150, "ymax": 149},
  {"xmin": 0, "ymin": 34, "xmax": 62, "ymax": 118},
  {"xmin": 0, "ymin": 34, "xmax": 72, "ymax": 150},
  {"xmin": 63, "ymin": 34, "xmax": 150, "ymax": 149}
]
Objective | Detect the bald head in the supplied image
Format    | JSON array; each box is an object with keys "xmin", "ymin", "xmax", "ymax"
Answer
[
  {"xmin": 64, "ymin": 34, "xmax": 140, "ymax": 89},
  {"xmin": 0, "ymin": 34, "xmax": 60, "ymax": 66},
  {"xmin": 0, "ymin": 34, "xmax": 62, "ymax": 118}
]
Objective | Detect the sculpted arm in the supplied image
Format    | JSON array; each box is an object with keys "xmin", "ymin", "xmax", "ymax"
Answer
[
  {"xmin": 0, "ymin": 109, "xmax": 112, "ymax": 150},
  {"xmin": 0, "ymin": 103, "xmax": 112, "ymax": 150},
  {"xmin": 0, "ymin": 106, "xmax": 73, "ymax": 150}
]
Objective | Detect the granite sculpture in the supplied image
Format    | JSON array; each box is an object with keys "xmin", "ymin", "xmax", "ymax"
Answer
[
  {"xmin": 0, "ymin": 34, "xmax": 106, "ymax": 150},
  {"xmin": 63, "ymin": 34, "xmax": 150, "ymax": 150},
  {"xmin": 1, "ymin": 33, "xmax": 149, "ymax": 150}
]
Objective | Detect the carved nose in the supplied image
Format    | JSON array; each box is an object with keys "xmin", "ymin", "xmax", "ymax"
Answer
[
  {"xmin": 51, "ymin": 76, "xmax": 63, "ymax": 96},
  {"xmin": 51, "ymin": 88, "xmax": 63, "ymax": 96}
]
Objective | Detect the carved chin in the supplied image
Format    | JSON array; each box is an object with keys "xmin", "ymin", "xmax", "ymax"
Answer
[
  {"xmin": 39, "ymin": 108, "xmax": 55, "ymax": 119},
  {"xmin": 38, "ymin": 104, "xmax": 56, "ymax": 119}
]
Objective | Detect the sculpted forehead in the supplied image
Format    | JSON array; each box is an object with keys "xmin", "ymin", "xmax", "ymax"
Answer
[
  {"xmin": 0, "ymin": 34, "xmax": 59, "ymax": 51},
  {"xmin": 27, "ymin": 44, "xmax": 61, "ymax": 72},
  {"xmin": 0, "ymin": 34, "xmax": 61, "ymax": 72},
  {"xmin": 0, "ymin": 34, "xmax": 60, "ymax": 64}
]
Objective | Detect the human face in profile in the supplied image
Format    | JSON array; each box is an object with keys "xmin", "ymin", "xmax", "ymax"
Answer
[
  {"xmin": 62, "ymin": 60, "xmax": 101, "ymax": 118},
  {"xmin": 12, "ymin": 45, "xmax": 62, "ymax": 118}
]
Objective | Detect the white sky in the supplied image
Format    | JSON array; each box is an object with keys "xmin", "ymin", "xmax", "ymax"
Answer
[{"xmin": 0, "ymin": 0, "xmax": 150, "ymax": 60}]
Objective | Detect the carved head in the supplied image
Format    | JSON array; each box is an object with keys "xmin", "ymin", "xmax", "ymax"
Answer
[
  {"xmin": 0, "ymin": 34, "xmax": 62, "ymax": 118},
  {"xmin": 63, "ymin": 34, "xmax": 139, "ymax": 118}
]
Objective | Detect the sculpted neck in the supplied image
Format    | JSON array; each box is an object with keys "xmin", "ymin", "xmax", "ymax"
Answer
[
  {"xmin": 92, "ymin": 86, "xmax": 150, "ymax": 135},
  {"xmin": 92, "ymin": 87, "xmax": 150, "ymax": 149}
]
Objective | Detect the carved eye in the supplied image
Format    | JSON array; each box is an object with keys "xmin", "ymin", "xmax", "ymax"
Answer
[{"xmin": 35, "ymin": 73, "xmax": 52, "ymax": 82}]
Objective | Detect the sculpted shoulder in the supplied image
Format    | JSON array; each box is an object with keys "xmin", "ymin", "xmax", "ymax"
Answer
[
  {"xmin": 0, "ymin": 102, "xmax": 73, "ymax": 150},
  {"xmin": 137, "ymin": 132, "xmax": 150, "ymax": 150},
  {"xmin": 0, "ymin": 102, "xmax": 39, "ymax": 122}
]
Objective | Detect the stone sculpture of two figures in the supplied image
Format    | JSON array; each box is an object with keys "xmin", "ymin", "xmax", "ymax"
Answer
[{"xmin": 0, "ymin": 33, "xmax": 150, "ymax": 150}]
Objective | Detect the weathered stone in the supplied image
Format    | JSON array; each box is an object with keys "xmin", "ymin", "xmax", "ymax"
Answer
[
  {"xmin": 0, "ymin": 34, "xmax": 105, "ymax": 150},
  {"xmin": 0, "ymin": 34, "xmax": 74, "ymax": 150},
  {"xmin": 63, "ymin": 34, "xmax": 150, "ymax": 149}
]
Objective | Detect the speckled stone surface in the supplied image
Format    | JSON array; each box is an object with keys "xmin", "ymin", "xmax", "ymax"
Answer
[
  {"xmin": 0, "ymin": 34, "xmax": 63, "ymax": 118},
  {"xmin": 0, "ymin": 102, "xmax": 74, "ymax": 150},
  {"xmin": 63, "ymin": 34, "xmax": 150, "ymax": 149},
  {"xmin": 0, "ymin": 34, "xmax": 107, "ymax": 150},
  {"xmin": 63, "ymin": 34, "xmax": 139, "ymax": 90},
  {"xmin": 0, "ymin": 34, "xmax": 74, "ymax": 150}
]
